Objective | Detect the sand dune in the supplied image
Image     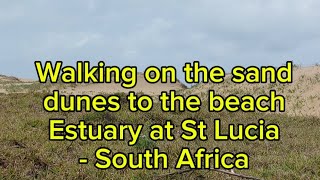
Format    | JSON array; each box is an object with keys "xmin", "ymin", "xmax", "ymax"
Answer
[
  {"xmin": 55, "ymin": 73, "xmax": 187, "ymax": 95},
  {"xmin": 0, "ymin": 74, "xmax": 35, "ymax": 83},
  {"xmin": 0, "ymin": 75, "xmax": 36, "ymax": 94},
  {"xmin": 185, "ymin": 65, "xmax": 320, "ymax": 117},
  {"xmin": 0, "ymin": 73, "xmax": 187, "ymax": 95},
  {"xmin": 0, "ymin": 75, "xmax": 21, "ymax": 83},
  {"xmin": 1, "ymin": 66, "xmax": 319, "ymax": 117}
]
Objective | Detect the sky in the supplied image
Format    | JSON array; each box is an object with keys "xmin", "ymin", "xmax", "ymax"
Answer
[{"xmin": 0, "ymin": 0, "xmax": 320, "ymax": 81}]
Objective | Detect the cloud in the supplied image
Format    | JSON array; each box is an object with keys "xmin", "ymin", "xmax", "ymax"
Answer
[
  {"xmin": 0, "ymin": 2, "xmax": 25, "ymax": 22},
  {"xmin": 0, "ymin": 0, "xmax": 319, "ymax": 78},
  {"xmin": 74, "ymin": 33, "xmax": 102, "ymax": 48}
]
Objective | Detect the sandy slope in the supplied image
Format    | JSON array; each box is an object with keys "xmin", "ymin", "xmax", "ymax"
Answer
[
  {"xmin": 1, "ymin": 66, "xmax": 319, "ymax": 117},
  {"xmin": 0, "ymin": 75, "xmax": 36, "ymax": 94},
  {"xmin": 0, "ymin": 75, "xmax": 34, "ymax": 83},
  {"xmin": 0, "ymin": 73, "xmax": 187, "ymax": 95},
  {"xmin": 185, "ymin": 66, "xmax": 320, "ymax": 117},
  {"xmin": 56, "ymin": 73, "xmax": 187, "ymax": 95}
]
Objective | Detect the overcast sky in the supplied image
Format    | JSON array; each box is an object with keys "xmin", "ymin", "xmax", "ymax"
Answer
[{"xmin": 0, "ymin": 0, "xmax": 319, "ymax": 80}]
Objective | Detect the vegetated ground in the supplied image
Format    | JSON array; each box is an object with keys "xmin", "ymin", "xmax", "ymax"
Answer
[{"xmin": 0, "ymin": 66, "xmax": 320, "ymax": 179}]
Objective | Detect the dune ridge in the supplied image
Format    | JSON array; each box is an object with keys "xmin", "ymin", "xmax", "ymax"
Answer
[{"xmin": 1, "ymin": 66, "xmax": 319, "ymax": 117}]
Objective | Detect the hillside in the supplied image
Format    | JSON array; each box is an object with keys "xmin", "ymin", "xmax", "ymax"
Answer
[
  {"xmin": 0, "ymin": 73, "xmax": 187, "ymax": 95},
  {"xmin": 2, "ymin": 66, "xmax": 319, "ymax": 117},
  {"xmin": 57, "ymin": 72, "xmax": 187, "ymax": 95},
  {"xmin": 184, "ymin": 65, "xmax": 320, "ymax": 117},
  {"xmin": 0, "ymin": 75, "xmax": 36, "ymax": 94}
]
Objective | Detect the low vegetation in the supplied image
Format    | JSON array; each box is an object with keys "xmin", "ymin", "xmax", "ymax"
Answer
[{"xmin": 0, "ymin": 91, "xmax": 319, "ymax": 179}]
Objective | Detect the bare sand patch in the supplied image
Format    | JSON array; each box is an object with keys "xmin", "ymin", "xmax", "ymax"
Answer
[{"xmin": 186, "ymin": 66, "xmax": 320, "ymax": 117}]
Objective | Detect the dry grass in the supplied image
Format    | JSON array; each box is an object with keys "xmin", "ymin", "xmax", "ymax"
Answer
[{"xmin": 0, "ymin": 92, "xmax": 319, "ymax": 179}]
